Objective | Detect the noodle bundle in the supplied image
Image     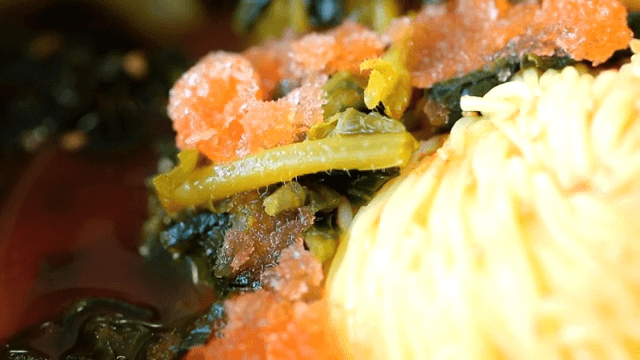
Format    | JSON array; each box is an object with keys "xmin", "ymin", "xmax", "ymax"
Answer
[{"xmin": 328, "ymin": 42, "xmax": 640, "ymax": 360}]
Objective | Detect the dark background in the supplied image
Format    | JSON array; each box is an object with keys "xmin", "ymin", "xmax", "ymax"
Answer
[{"xmin": 0, "ymin": 0, "xmax": 243, "ymax": 343}]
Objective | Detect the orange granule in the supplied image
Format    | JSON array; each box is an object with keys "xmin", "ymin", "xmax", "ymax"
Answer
[
  {"xmin": 243, "ymin": 36, "xmax": 294, "ymax": 99},
  {"xmin": 169, "ymin": 21, "xmax": 384, "ymax": 163},
  {"xmin": 185, "ymin": 294, "xmax": 341, "ymax": 360},
  {"xmin": 168, "ymin": 52, "xmax": 325, "ymax": 163},
  {"xmin": 185, "ymin": 241, "xmax": 344, "ymax": 360},
  {"xmin": 243, "ymin": 21, "xmax": 385, "ymax": 95},
  {"xmin": 403, "ymin": 0, "xmax": 632, "ymax": 88},
  {"xmin": 290, "ymin": 20, "xmax": 385, "ymax": 76}
]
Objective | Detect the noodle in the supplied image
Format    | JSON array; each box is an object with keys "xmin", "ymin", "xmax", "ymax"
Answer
[{"xmin": 328, "ymin": 42, "xmax": 640, "ymax": 360}]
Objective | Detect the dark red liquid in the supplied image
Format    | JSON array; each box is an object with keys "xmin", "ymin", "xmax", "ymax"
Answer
[{"xmin": 0, "ymin": 146, "xmax": 213, "ymax": 344}]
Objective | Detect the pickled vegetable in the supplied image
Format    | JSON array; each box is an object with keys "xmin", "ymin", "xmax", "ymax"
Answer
[
  {"xmin": 425, "ymin": 54, "xmax": 574, "ymax": 130},
  {"xmin": 307, "ymin": 167, "xmax": 400, "ymax": 206},
  {"xmin": 303, "ymin": 227, "xmax": 338, "ymax": 264},
  {"xmin": 154, "ymin": 149, "xmax": 201, "ymax": 210},
  {"xmin": 308, "ymin": 108, "xmax": 406, "ymax": 140},
  {"xmin": 263, "ymin": 181, "xmax": 308, "ymax": 216},
  {"xmin": 309, "ymin": 0, "xmax": 345, "ymax": 28},
  {"xmin": 361, "ymin": 58, "xmax": 412, "ymax": 119},
  {"xmin": 156, "ymin": 132, "xmax": 417, "ymax": 211},
  {"xmin": 347, "ymin": 0, "xmax": 401, "ymax": 32},
  {"xmin": 212, "ymin": 192, "xmax": 314, "ymax": 287},
  {"xmin": 148, "ymin": 189, "xmax": 315, "ymax": 295},
  {"xmin": 360, "ymin": 14, "xmax": 412, "ymax": 119},
  {"xmin": 1, "ymin": 298, "xmax": 226, "ymax": 360},
  {"xmin": 234, "ymin": 0, "xmax": 403, "ymax": 43},
  {"xmin": 237, "ymin": 0, "xmax": 312, "ymax": 41},
  {"xmin": 233, "ymin": 0, "xmax": 272, "ymax": 33},
  {"xmin": 305, "ymin": 183, "xmax": 342, "ymax": 213},
  {"xmin": 321, "ymin": 71, "xmax": 367, "ymax": 118}
]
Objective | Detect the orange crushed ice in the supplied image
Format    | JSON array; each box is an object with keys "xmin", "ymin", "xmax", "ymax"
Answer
[
  {"xmin": 168, "ymin": 52, "xmax": 325, "ymax": 163},
  {"xmin": 290, "ymin": 20, "xmax": 385, "ymax": 76},
  {"xmin": 185, "ymin": 241, "xmax": 344, "ymax": 360},
  {"xmin": 403, "ymin": 0, "xmax": 632, "ymax": 88},
  {"xmin": 169, "ymin": 21, "xmax": 385, "ymax": 164}
]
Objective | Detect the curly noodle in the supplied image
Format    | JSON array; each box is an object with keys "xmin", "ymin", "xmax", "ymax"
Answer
[{"xmin": 328, "ymin": 42, "xmax": 640, "ymax": 360}]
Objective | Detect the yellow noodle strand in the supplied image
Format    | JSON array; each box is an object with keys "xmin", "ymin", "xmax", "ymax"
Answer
[{"xmin": 328, "ymin": 49, "xmax": 640, "ymax": 360}]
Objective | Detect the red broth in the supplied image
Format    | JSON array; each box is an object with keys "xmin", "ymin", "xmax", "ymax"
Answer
[{"xmin": 0, "ymin": 145, "xmax": 214, "ymax": 343}]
